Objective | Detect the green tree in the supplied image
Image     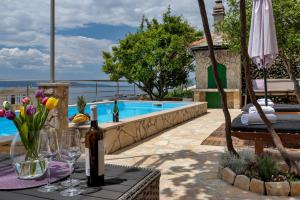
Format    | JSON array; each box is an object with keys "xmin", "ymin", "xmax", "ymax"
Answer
[
  {"xmin": 102, "ymin": 8, "xmax": 202, "ymax": 100},
  {"xmin": 222, "ymin": 0, "xmax": 300, "ymax": 102}
]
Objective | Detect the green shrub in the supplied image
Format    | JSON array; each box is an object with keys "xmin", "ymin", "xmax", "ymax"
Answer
[
  {"xmin": 286, "ymin": 173, "xmax": 300, "ymax": 182},
  {"xmin": 256, "ymin": 155, "xmax": 278, "ymax": 181},
  {"xmin": 166, "ymin": 87, "xmax": 194, "ymax": 98},
  {"xmin": 219, "ymin": 149, "xmax": 255, "ymax": 175}
]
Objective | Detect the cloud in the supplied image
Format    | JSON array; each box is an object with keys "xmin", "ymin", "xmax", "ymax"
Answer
[
  {"xmin": 0, "ymin": 36, "xmax": 114, "ymax": 70},
  {"xmin": 55, "ymin": 36, "xmax": 114, "ymax": 69},
  {"xmin": 0, "ymin": 48, "xmax": 49, "ymax": 69},
  {"xmin": 0, "ymin": 0, "xmax": 219, "ymax": 33},
  {"xmin": 0, "ymin": 0, "xmax": 223, "ymax": 78}
]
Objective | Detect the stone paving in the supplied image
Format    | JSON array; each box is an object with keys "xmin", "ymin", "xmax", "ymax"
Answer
[{"xmin": 106, "ymin": 109, "xmax": 300, "ymax": 200}]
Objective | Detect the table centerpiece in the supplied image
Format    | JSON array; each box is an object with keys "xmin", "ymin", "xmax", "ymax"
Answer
[{"xmin": 0, "ymin": 89, "xmax": 59, "ymax": 179}]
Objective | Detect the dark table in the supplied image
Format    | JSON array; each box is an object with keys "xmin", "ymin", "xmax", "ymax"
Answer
[{"xmin": 0, "ymin": 155, "xmax": 161, "ymax": 200}]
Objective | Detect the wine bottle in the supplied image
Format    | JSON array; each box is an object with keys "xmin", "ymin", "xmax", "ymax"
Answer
[
  {"xmin": 85, "ymin": 105, "xmax": 105, "ymax": 186},
  {"xmin": 113, "ymin": 100, "xmax": 119, "ymax": 122}
]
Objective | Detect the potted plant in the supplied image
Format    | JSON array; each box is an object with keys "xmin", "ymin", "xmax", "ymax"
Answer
[
  {"xmin": 0, "ymin": 89, "xmax": 59, "ymax": 179},
  {"xmin": 253, "ymin": 155, "xmax": 288, "ymax": 196}
]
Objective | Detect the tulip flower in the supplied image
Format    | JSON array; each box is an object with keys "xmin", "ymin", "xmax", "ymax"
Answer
[
  {"xmin": 20, "ymin": 107, "xmax": 25, "ymax": 117},
  {"xmin": 45, "ymin": 97, "xmax": 59, "ymax": 110},
  {"xmin": 41, "ymin": 97, "xmax": 48, "ymax": 105},
  {"xmin": 35, "ymin": 89, "xmax": 45, "ymax": 99},
  {"xmin": 5, "ymin": 110, "xmax": 16, "ymax": 120},
  {"xmin": 0, "ymin": 109, "xmax": 5, "ymax": 117},
  {"xmin": 3, "ymin": 101, "xmax": 11, "ymax": 110},
  {"xmin": 26, "ymin": 105, "xmax": 36, "ymax": 116},
  {"xmin": 21, "ymin": 97, "xmax": 30, "ymax": 104}
]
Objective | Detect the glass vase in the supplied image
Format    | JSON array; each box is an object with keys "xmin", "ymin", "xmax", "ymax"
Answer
[{"xmin": 10, "ymin": 131, "xmax": 47, "ymax": 179}]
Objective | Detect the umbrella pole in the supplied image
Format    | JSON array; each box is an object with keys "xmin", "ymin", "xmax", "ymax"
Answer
[
  {"xmin": 263, "ymin": 68, "xmax": 268, "ymax": 106},
  {"xmin": 50, "ymin": 0, "xmax": 55, "ymax": 83}
]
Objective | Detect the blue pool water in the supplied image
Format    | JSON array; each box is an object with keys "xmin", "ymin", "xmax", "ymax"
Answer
[{"xmin": 0, "ymin": 101, "xmax": 189, "ymax": 137}]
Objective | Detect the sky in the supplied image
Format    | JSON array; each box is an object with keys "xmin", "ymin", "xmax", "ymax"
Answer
[{"xmin": 0, "ymin": 0, "xmax": 222, "ymax": 81}]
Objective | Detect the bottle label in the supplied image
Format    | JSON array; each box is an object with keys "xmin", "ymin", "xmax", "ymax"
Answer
[
  {"xmin": 98, "ymin": 140, "xmax": 104, "ymax": 176},
  {"xmin": 90, "ymin": 105, "xmax": 97, "ymax": 121},
  {"xmin": 85, "ymin": 148, "xmax": 90, "ymax": 176}
]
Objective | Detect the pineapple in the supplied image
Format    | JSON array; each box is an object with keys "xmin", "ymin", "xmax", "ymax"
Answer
[
  {"xmin": 71, "ymin": 96, "xmax": 90, "ymax": 124},
  {"xmin": 77, "ymin": 96, "xmax": 87, "ymax": 114}
]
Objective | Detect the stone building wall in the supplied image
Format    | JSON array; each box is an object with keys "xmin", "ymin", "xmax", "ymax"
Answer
[{"xmin": 194, "ymin": 49, "xmax": 241, "ymax": 90}]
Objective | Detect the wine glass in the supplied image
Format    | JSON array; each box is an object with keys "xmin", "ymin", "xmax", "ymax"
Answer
[
  {"xmin": 60, "ymin": 129, "xmax": 82, "ymax": 197},
  {"xmin": 37, "ymin": 129, "xmax": 59, "ymax": 192}
]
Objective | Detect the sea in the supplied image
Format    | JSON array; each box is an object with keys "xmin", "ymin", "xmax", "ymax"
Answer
[{"xmin": 0, "ymin": 80, "xmax": 144, "ymax": 104}]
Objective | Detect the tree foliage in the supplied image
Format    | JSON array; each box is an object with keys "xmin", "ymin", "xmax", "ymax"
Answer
[
  {"xmin": 102, "ymin": 8, "xmax": 202, "ymax": 100},
  {"xmin": 222, "ymin": 0, "xmax": 300, "ymax": 79}
]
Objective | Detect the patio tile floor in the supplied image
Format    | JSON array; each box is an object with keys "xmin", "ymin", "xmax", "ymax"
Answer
[{"xmin": 105, "ymin": 109, "xmax": 300, "ymax": 200}]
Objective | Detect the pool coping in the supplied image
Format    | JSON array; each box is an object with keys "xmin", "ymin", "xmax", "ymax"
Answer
[
  {"xmin": 0, "ymin": 135, "xmax": 14, "ymax": 143},
  {"xmin": 0, "ymin": 101, "xmax": 206, "ymax": 145},
  {"xmin": 73, "ymin": 101, "xmax": 205, "ymax": 130},
  {"xmin": 74, "ymin": 101, "xmax": 207, "ymax": 153}
]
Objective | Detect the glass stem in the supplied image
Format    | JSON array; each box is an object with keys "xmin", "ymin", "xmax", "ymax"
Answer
[
  {"xmin": 47, "ymin": 158, "xmax": 51, "ymax": 185},
  {"xmin": 69, "ymin": 162, "xmax": 75, "ymax": 185}
]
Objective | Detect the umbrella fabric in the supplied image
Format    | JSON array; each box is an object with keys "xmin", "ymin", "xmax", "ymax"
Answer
[{"xmin": 248, "ymin": 0, "xmax": 278, "ymax": 69}]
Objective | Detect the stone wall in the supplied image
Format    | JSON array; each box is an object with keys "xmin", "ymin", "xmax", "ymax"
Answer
[
  {"xmin": 76, "ymin": 102, "xmax": 207, "ymax": 154},
  {"xmin": 194, "ymin": 49, "xmax": 241, "ymax": 90},
  {"xmin": 38, "ymin": 83, "xmax": 69, "ymax": 140}
]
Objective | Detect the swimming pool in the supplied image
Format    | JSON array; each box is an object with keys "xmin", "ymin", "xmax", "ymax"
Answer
[{"xmin": 0, "ymin": 101, "xmax": 190, "ymax": 137}]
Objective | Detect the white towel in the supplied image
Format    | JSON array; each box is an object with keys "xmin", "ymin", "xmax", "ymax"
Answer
[
  {"xmin": 257, "ymin": 98, "xmax": 272, "ymax": 103},
  {"xmin": 249, "ymin": 106, "xmax": 275, "ymax": 114},
  {"xmin": 257, "ymin": 101, "xmax": 274, "ymax": 107},
  {"xmin": 241, "ymin": 113, "xmax": 277, "ymax": 125}
]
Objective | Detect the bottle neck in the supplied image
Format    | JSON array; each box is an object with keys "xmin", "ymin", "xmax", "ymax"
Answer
[{"xmin": 91, "ymin": 120, "xmax": 98, "ymax": 128}]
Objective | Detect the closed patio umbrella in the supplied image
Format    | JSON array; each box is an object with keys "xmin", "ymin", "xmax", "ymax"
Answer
[{"xmin": 248, "ymin": 0, "xmax": 278, "ymax": 106}]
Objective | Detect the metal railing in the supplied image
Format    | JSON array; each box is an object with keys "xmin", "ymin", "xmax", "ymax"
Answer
[{"xmin": 0, "ymin": 80, "xmax": 145, "ymax": 105}]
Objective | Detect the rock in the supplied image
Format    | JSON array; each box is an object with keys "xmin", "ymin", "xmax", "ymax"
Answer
[
  {"xmin": 222, "ymin": 167, "xmax": 236, "ymax": 185},
  {"xmin": 234, "ymin": 175, "xmax": 250, "ymax": 191},
  {"xmin": 265, "ymin": 181, "xmax": 290, "ymax": 196},
  {"xmin": 217, "ymin": 166, "xmax": 223, "ymax": 179},
  {"xmin": 250, "ymin": 178, "xmax": 265, "ymax": 195},
  {"xmin": 290, "ymin": 182, "xmax": 300, "ymax": 196}
]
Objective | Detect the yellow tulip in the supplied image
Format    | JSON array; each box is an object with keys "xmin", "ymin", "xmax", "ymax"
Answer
[
  {"xmin": 20, "ymin": 107, "xmax": 25, "ymax": 117},
  {"xmin": 45, "ymin": 97, "xmax": 59, "ymax": 110}
]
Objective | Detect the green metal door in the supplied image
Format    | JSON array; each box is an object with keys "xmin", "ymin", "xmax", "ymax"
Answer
[
  {"xmin": 207, "ymin": 64, "xmax": 227, "ymax": 89},
  {"xmin": 206, "ymin": 92, "xmax": 222, "ymax": 108},
  {"xmin": 206, "ymin": 64, "xmax": 227, "ymax": 108}
]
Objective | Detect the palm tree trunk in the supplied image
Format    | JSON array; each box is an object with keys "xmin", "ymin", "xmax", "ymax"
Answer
[
  {"xmin": 197, "ymin": 0, "xmax": 238, "ymax": 156},
  {"xmin": 239, "ymin": 0, "xmax": 299, "ymax": 174}
]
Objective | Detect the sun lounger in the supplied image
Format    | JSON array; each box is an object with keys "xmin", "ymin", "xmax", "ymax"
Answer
[
  {"xmin": 242, "ymin": 103, "xmax": 300, "ymax": 114},
  {"xmin": 231, "ymin": 114, "xmax": 300, "ymax": 154}
]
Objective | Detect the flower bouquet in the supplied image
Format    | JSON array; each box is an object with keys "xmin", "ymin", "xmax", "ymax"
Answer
[{"xmin": 0, "ymin": 89, "xmax": 59, "ymax": 179}]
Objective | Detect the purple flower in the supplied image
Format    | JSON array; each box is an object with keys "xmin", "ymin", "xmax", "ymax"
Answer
[
  {"xmin": 5, "ymin": 110, "xmax": 16, "ymax": 120},
  {"xmin": 26, "ymin": 105, "xmax": 36, "ymax": 116},
  {"xmin": 35, "ymin": 89, "xmax": 45, "ymax": 99}
]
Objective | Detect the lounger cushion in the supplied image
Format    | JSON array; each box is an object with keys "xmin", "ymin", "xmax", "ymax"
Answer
[
  {"xmin": 242, "ymin": 103, "xmax": 300, "ymax": 112},
  {"xmin": 231, "ymin": 114, "xmax": 300, "ymax": 133}
]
